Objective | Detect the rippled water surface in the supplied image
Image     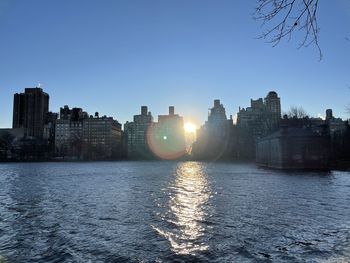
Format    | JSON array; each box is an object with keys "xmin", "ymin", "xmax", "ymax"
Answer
[{"xmin": 0, "ymin": 162, "xmax": 350, "ymax": 262}]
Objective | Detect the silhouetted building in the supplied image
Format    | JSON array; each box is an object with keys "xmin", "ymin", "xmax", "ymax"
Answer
[
  {"xmin": 269, "ymin": 109, "xmax": 349, "ymax": 169},
  {"xmin": 256, "ymin": 127, "xmax": 330, "ymax": 169},
  {"xmin": 147, "ymin": 106, "xmax": 186, "ymax": 160},
  {"xmin": 55, "ymin": 106, "xmax": 122, "ymax": 160},
  {"xmin": 208, "ymin": 99, "xmax": 228, "ymax": 126},
  {"xmin": 326, "ymin": 109, "xmax": 333, "ymax": 120},
  {"xmin": 59, "ymin": 105, "xmax": 71, "ymax": 120},
  {"xmin": 235, "ymin": 91, "xmax": 282, "ymax": 159},
  {"xmin": 325, "ymin": 110, "xmax": 350, "ymax": 168},
  {"xmin": 43, "ymin": 112, "xmax": 58, "ymax": 154},
  {"xmin": 124, "ymin": 106, "xmax": 154, "ymax": 159},
  {"xmin": 264, "ymin": 91, "xmax": 281, "ymax": 121},
  {"xmin": 193, "ymin": 100, "xmax": 233, "ymax": 160},
  {"xmin": 325, "ymin": 109, "xmax": 347, "ymax": 136},
  {"xmin": 82, "ymin": 115, "xmax": 122, "ymax": 160},
  {"xmin": 58, "ymin": 105, "xmax": 89, "ymax": 121},
  {"xmin": 55, "ymin": 106, "xmax": 88, "ymax": 158},
  {"xmin": 281, "ymin": 109, "xmax": 347, "ymax": 137},
  {"xmin": 237, "ymin": 91, "xmax": 281, "ymax": 138},
  {"xmin": 12, "ymin": 87, "xmax": 49, "ymax": 138}
]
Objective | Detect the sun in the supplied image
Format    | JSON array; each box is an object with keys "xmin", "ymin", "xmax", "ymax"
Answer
[{"xmin": 184, "ymin": 122, "xmax": 197, "ymax": 134}]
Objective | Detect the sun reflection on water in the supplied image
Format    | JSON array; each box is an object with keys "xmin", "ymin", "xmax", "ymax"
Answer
[{"xmin": 152, "ymin": 162, "xmax": 212, "ymax": 255}]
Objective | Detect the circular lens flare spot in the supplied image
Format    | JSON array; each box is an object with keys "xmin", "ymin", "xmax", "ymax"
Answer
[{"xmin": 147, "ymin": 121, "xmax": 186, "ymax": 160}]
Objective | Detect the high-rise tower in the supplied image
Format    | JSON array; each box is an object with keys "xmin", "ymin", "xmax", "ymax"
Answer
[
  {"xmin": 264, "ymin": 91, "xmax": 281, "ymax": 118},
  {"xmin": 13, "ymin": 87, "xmax": 49, "ymax": 138}
]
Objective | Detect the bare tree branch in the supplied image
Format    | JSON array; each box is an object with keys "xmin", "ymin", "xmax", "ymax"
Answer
[
  {"xmin": 287, "ymin": 106, "xmax": 308, "ymax": 119},
  {"xmin": 254, "ymin": 0, "xmax": 322, "ymax": 59}
]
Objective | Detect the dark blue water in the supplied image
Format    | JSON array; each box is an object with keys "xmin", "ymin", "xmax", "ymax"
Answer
[{"xmin": 0, "ymin": 162, "xmax": 350, "ymax": 262}]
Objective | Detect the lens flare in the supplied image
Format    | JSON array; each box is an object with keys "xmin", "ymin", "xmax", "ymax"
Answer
[{"xmin": 147, "ymin": 121, "xmax": 186, "ymax": 160}]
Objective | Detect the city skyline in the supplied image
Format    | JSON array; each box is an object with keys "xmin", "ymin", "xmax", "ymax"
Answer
[
  {"xmin": 2, "ymin": 86, "xmax": 347, "ymax": 129},
  {"xmin": 1, "ymin": 0, "xmax": 349, "ymax": 128},
  {"xmin": 3, "ymin": 86, "xmax": 347, "ymax": 164},
  {"xmin": 1, "ymin": 2, "xmax": 350, "ymax": 262}
]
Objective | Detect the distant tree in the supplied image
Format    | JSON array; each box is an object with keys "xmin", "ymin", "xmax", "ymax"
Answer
[
  {"xmin": 280, "ymin": 106, "xmax": 311, "ymax": 128},
  {"xmin": 254, "ymin": 0, "xmax": 322, "ymax": 59},
  {"xmin": 14, "ymin": 137, "xmax": 49, "ymax": 161},
  {"xmin": 0, "ymin": 132, "xmax": 14, "ymax": 147},
  {"xmin": 286, "ymin": 106, "xmax": 309, "ymax": 119},
  {"xmin": 346, "ymin": 104, "xmax": 350, "ymax": 116},
  {"xmin": 0, "ymin": 132, "xmax": 14, "ymax": 159}
]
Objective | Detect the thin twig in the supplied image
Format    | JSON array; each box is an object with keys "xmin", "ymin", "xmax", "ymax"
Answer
[{"xmin": 254, "ymin": 0, "xmax": 322, "ymax": 59}]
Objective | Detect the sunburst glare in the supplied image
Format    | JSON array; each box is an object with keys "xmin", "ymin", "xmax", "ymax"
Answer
[{"xmin": 184, "ymin": 122, "xmax": 197, "ymax": 134}]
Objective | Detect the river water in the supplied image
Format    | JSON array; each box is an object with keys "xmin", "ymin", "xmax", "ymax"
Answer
[{"xmin": 0, "ymin": 162, "xmax": 349, "ymax": 262}]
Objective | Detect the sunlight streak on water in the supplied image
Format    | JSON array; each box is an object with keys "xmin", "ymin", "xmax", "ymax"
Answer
[
  {"xmin": 152, "ymin": 162, "xmax": 212, "ymax": 255},
  {"xmin": 1, "ymin": 162, "xmax": 350, "ymax": 262}
]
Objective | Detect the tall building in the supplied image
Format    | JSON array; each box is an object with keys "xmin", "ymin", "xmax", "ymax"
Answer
[
  {"xmin": 147, "ymin": 106, "xmax": 186, "ymax": 160},
  {"xmin": 237, "ymin": 91, "xmax": 281, "ymax": 138},
  {"xmin": 264, "ymin": 91, "xmax": 281, "ymax": 122},
  {"xmin": 193, "ymin": 99, "xmax": 233, "ymax": 160},
  {"xmin": 13, "ymin": 87, "xmax": 49, "ymax": 138},
  {"xmin": 234, "ymin": 91, "xmax": 282, "ymax": 159},
  {"xmin": 82, "ymin": 115, "xmax": 122, "ymax": 159},
  {"xmin": 59, "ymin": 105, "xmax": 89, "ymax": 121},
  {"xmin": 124, "ymin": 106, "xmax": 154, "ymax": 158},
  {"xmin": 323, "ymin": 109, "xmax": 346, "ymax": 135},
  {"xmin": 55, "ymin": 106, "xmax": 87, "ymax": 158},
  {"xmin": 43, "ymin": 112, "xmax": 58, "ymax": 151},
  {"xmin": 55, "ymin": 106, "xmax": 122, "ymax": 160},
  {"xmin": 208, "ymin": 99, "xmax": 228, "ymax": 126}
]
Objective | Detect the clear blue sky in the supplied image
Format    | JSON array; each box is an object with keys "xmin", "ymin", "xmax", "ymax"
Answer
[{"xmin": 0, "ymin": 0, "xmax": 349, "ymax": 127}]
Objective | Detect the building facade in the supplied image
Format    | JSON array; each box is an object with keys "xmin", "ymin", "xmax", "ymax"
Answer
[
  {"xmin": 325, "ymin": 109, "xmax": 347, "ymax": 136},
  {"xmin": 237, "ymin": 91, "xmax": 281, "ymax": 138},
  {"xmin": 193, "ymin": 99, "xmax": 233, "ymax": 160},
  {"xmin": 264, "ymin": 91, "xmax": 281, "ymax": 123},
  {"xmin": 256, "ymin": 127, "xmax": 330, "ymax": 169},
  {"xmin": 55, "ymin": 106, "xmax": 87, "ymax": 158},
  {"xmin": 82, "ymin": 115, "xmax": 122, "ymax": 160},
  {"xmin": 234, "ymin": 91, "xmax": 282, "ymax": 159},
  {"xmin": 124, "ymin": 106, "xmax": 154, "ymax": 159},
  {"xmin": 13, "ymin": 87, "xmax": 49, "ymax": 138},
  {"xmin": 55, "ymin": 106, "xmax": 122, "ymax": 160},
  {"xmin": 147, "ymin": 106, "xmax": 186, "ymax": 160}
]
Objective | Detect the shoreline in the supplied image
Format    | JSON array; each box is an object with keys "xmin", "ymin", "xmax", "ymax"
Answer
[{"xmin": 0, "ymin": 159, "xmax": 349, "ymax": 172}]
